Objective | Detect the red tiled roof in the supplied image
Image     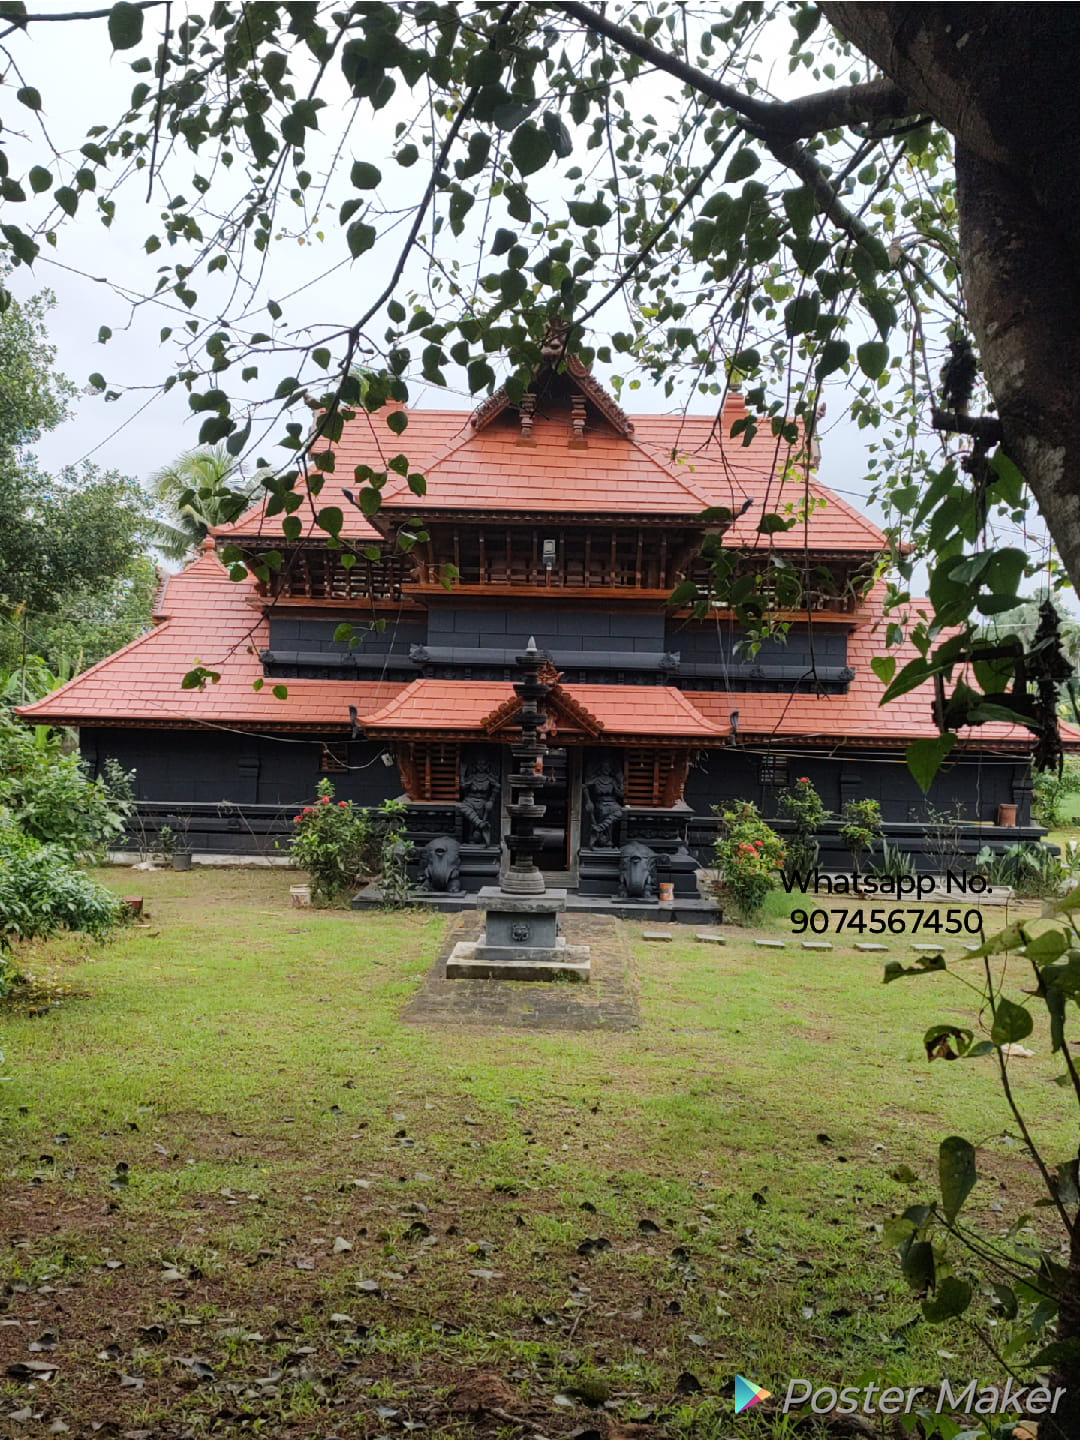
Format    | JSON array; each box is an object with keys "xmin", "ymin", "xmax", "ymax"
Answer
[
  {"xmin": 16, "ymin": 551, "xmax": 404, "ymax": 729},
  {"xmin": 376, "ymin": 409, "xmax": 717, "ymax": 516},
  {"xmin": 213, "ymin": 393, "xmax": 884, "ymax": 548},
  {"xmin": 358, "ymin": 679, "xmax": 730, "ymax": 742},
  {"xmin": 16, "ymin": 540, "xmax": 1073, "ymax": 754},
  {"xmin": 685, "ymin": 619, "xmax": 1080, "ymax": 748}
]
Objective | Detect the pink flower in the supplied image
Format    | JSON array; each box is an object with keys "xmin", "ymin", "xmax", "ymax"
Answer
[
  {"xmin": 319, "ymin": 796, "xmax": 331, "ymax": 804},
  {"xmin": 797, "ymin": 776, "xmax": 810, "ymax": 784},
  {"xmin": 303, "ymin": 806, "xmax": 314, "ymax": 814},
  {"xmin": 338, "ymin": 801, "xmax": 348, "ymax": 808},
  {"xmin": 292, "ymin": 814, "xmax": 301, "ymax": 823}
]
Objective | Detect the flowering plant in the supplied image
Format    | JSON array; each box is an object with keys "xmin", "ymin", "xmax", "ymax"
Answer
[
  {"xmin": 289, "ymin": 779, "xmax": 378, "ymax": 904},
  {"xmin": 712, "ymin": 801, "xmax": 785, "ymax": 923},
  {"xmin": 777, "ymin": 775, "xmax": 829, "ymax": 875}
]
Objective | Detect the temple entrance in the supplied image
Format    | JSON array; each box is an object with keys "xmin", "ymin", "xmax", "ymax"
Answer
[
  {"xmin": 497, "ymin": 746, "xmax": 582, "ymax": 884},
  {"xmin": 534, "ymin": 746, "xmax": 569, "ymax": 873}
]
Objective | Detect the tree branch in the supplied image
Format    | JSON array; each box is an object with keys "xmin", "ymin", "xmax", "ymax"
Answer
[
  {"xmin": 553, "ymin": 0, "xmax": 915, "ymax": 138},
  {"xmin": 931, "ymin": 407, "xmax": 1004, "ymax": 443},
  {"xmin": 0, "ymin": 2, "xmax": 165, "ymax": 40}
]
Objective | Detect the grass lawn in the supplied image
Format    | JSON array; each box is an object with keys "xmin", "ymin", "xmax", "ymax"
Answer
[{"xmin": 0, "ymin": 868, "xmax": 1072, "ymax": 1438}]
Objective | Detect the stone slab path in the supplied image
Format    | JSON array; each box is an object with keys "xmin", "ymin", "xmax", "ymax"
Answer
[{"xmin": 402, "ymin": 913, "xmax": 640, "ymax": 1032}]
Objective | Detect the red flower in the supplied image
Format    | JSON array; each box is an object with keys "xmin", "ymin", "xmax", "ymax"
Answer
[
  {"xmin": 338, "ymin": 800, "xmax": 348, "ymax": 808},
  {"xmin": 292, "ymin": 814, "xmax": 301, "ymax": 823},
  {"xmin": 797, "ymin": 776, "xmax": 810, "ymax": 784},
  {"xmin": 319, "ymin": 796, "xmax": 331, "ymax": 804},
  {"xmin": 303, "ymin": 806, "xmax": 314, "ymax": 814}
]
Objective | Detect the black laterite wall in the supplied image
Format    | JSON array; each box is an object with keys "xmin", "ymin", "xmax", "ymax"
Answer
[
  {"xmin": 80, "ymin": 727, "xmax": 402, "ymax": 854},
  {"xmin": 684, "ymin": 748, "xmax": 1032, "ymax": 826}
]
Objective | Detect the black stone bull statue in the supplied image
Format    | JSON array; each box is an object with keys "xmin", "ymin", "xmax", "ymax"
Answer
[
  {"xmin": 420, "ymin": 835, "xmax": 462, "ymax": 893},
  {"xmin": 618, "ymin": 840, "xmax": 658, "ymax": 899}
]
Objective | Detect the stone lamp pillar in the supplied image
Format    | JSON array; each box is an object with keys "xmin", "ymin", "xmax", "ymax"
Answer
[{"xmin": 446, "ymin": 639, "xmax": 590, "ymax": 981}]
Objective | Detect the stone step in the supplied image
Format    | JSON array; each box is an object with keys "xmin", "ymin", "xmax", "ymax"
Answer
[
  {"xmin": 754, "ymin": 938, "xmax": 785, "ymax": 949},
  {"xmin": 802, "ymin": 941, "xmax": 833, "ymax": 950},
  {"xmin": 641, "ymin": 930, "xmax": 673, "ymax": 942},
  {"xmin": 854, "ymin": 942, "xmax": 889, "ymax": 952},
  {"xmin": 695, "ymin": 933, "xmax": 726, "ymax": 945}
]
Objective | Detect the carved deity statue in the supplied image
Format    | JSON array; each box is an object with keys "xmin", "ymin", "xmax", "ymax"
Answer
[
  {"xmin": 420, "ymin": 835, "xmax": 462, "ymax": 893},
  {"xmin": 618, "ymin": 840, "xmax": 658, "ymax": 900},
  {"xmin": 459, "ymin": 754, "xmax": 499, "ymax": 846},
  {"xmin": 583, "ymin": 755, "xmax": 624, "ymax": 848}
]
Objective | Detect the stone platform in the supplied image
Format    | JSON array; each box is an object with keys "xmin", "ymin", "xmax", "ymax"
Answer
[
  {"xmin": 352, "ymin": 885, "xmax": 720, "ymax": 926},
  {"xmin": 403, "ymin": 914, "xmax": 638, "ymax": 1031},
  {"xmin": 445, "ymin": 886, "xmax": 590, "ymax": 981}
]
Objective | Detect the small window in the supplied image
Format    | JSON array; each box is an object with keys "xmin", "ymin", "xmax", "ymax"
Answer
[
  {"xmin": 320, "ymin": 743, "xmax": 349, "ymax": 773},
  {"xmin": 759, "ymin": 755, "xmax": 789, "ymax": 787}
]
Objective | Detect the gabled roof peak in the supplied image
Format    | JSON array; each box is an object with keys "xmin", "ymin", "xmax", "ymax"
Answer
[{"xmin": 470, "ymin": 331, "xmax": 634, "ymax": 439}]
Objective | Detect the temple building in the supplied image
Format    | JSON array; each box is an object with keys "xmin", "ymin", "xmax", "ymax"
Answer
[{"xmin": 19, "ymin": 361, "xmax": 1060, "ymax": 886}]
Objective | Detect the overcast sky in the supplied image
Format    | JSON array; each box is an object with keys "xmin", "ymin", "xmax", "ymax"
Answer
[
  {"xmin": 4, "ymin": 10, "xmax": 898, "ymax": 536},
  {"xmin": 11, "ymin": 4, "xmax": 1060, "ymax": 617}
]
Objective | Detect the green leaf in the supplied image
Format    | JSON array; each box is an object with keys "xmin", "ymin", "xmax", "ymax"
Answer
[
  {"xmin": 16, "ymin": 86, "xmax": 41, "ymax": 110},
  {"xmin": 386, "ymin": 410, "xmax": 407, "ymax": 436},
  {"xmin": 870, "ymin": 656, "xmax": 896, "ymax": 686},
  {"xmin": 346, "ymin": 221, "xmax": 376, "ymax": 258},
  {"xmin": 668, "ymin": 580, "xmax": 699, "ymax": 607},
  {"xmin": 282, "ymin": 516, "xmax": 302, "ymax": 541},
  {"xmin": 906, "ymin": 734, "xmax": 957, "ymax": 793},
  {"xmin": 782, "ymin": 186, "xmax": 815, "ymax": 235},
  {"xmin": 784, "ymin": 293, "xmax": 820, "ymax": 336},
  {"xmin": 54, "ymin": 186, "xmax": 78, "ymax": 216},
  {"xmin": 902, "ymin": 1239, "xmax": 935, "ymax": 1292},
  {"xmin": 857, "ymin": 340, "xmax": 890, "ymax": 379},
  {"xmin": 490, "ymin": 227, "xmax": 516, "ymax": 256},
  {"xmin": 883, "ymin": 954, "xmax": 947, "ymax": 983},
  {"xmin": 939, "ymin": 1136, "xmax": 976, "ymax": 1223},
  {"xmin": 28, "ymin": 166, "xmax": 52, "ymax": 193},
  {"xmin": 508, "ymin": 121, "xmax": 553, "ymax": 176},
  {"xmin": 1023, "ymin": 927, "xmax": 1069, "ymax": 963},
  {"xmin": 317, "ymin": 505, "xmax": 343, "ymax": 537},
  {"xmin": 923, "ymin": 1276, "xmax": 972, "ymax": 1322},
  {"xmin": 990, "ymin": 996, "xmax": 1034, "ymax": 1047},
  {"xmin": 272, "ymin": 684, "xmax": 288, "ymax": 701},
  {"xmin": 567, "ymin": 199, "xmax": 612, "ymax": 227},
  {"xmin": 758, "ymin": 512, "xmax": 796, "ymax": 535},
  {"xmin": 108, "ymin": 1, "xmax": 144, "ymax": 50},
  {"xmin": 815, "ymin": 339, "xmax": 849, "ymax": 380},
  {"xmin": 350, "ymin": 161, "xmax": 381, "ymax": 189},
  {"xmin": 333, "ymin": 624, "xmax": 354, "ymax": 643},
  {"xmin": 725, "ymin": 147, "xmax": 760, "ymax": 183}
]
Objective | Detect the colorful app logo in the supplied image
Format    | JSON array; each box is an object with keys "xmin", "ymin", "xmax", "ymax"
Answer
[{"xmin": 734, "ymin": 1375, "xmax": 771, "ymax": 1413}]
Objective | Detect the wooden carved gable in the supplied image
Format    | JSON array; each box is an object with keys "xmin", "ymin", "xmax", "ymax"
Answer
[{"xmin": 479, "ymin": 682, "xmax": 604, "ymax": 743}]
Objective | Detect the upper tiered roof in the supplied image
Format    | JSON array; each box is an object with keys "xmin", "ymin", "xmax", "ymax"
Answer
[{"xmin": 214, "ymin": 378, "xmax": 884, "ymax": 552}]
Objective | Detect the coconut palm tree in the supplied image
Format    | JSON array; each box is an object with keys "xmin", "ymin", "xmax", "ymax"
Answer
[{"xmin": 146, "ymin": 445, "xmax": 254, "ymax": 562}]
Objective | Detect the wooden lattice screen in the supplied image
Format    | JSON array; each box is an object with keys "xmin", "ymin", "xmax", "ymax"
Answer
[
  {"xmin": 623, "ymin": 750, "xmax": 689, "ymax": 807},
  {"xmin": 400, "ymin": 742, "xmax": 461, "ymax": 801}
]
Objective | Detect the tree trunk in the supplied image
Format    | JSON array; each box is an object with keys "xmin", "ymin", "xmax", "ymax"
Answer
[
  {"xmin": 822, "ymin": 4, "xmax": 1080, "ymax": 590},
  {"xmin": 1041, "ymin": 1208, "xmax": 1080, "ymax": 1440},
  {"xmin": 822, "ymin": 6, "xmax": 1080, "ymax": 1416}
]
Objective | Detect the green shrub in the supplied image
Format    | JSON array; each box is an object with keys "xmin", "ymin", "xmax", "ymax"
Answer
[
  {"xmin": 289, "ymin": 779, "xmax": 379, "ymax": 904},
  {"xmin": 712, "ymin": 801, "xmax": 786, "ymax": 924},
  {"xmin": 777, "ymin": 775, "xmax": 828, "ymax": 874},
  {"xmin": 840, "ymin": 797, "xmax": 882, "ymax": 874},
  {"xmin": 976, "ymin": 840, "xmax": 1080, "ymax": 898},
  {"xmin": 377, "ymin": 798, "xmax": 413, "ymax": 908},
  {"xmin": 1032, "ymin": 761, "xmax": 1080, "ymax": 828},
  {"xmin": 0, "ymin": 826, "xmax": 128, "ymax": 992},
  {"xmin": 0, "ymin": 714, "xmax": 134, "ymax": 860}
]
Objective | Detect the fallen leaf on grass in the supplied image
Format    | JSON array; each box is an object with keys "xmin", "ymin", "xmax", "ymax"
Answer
[{"xmin": 7, "ymin": 1360, "xmax": 58, "ymax": 1379}]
